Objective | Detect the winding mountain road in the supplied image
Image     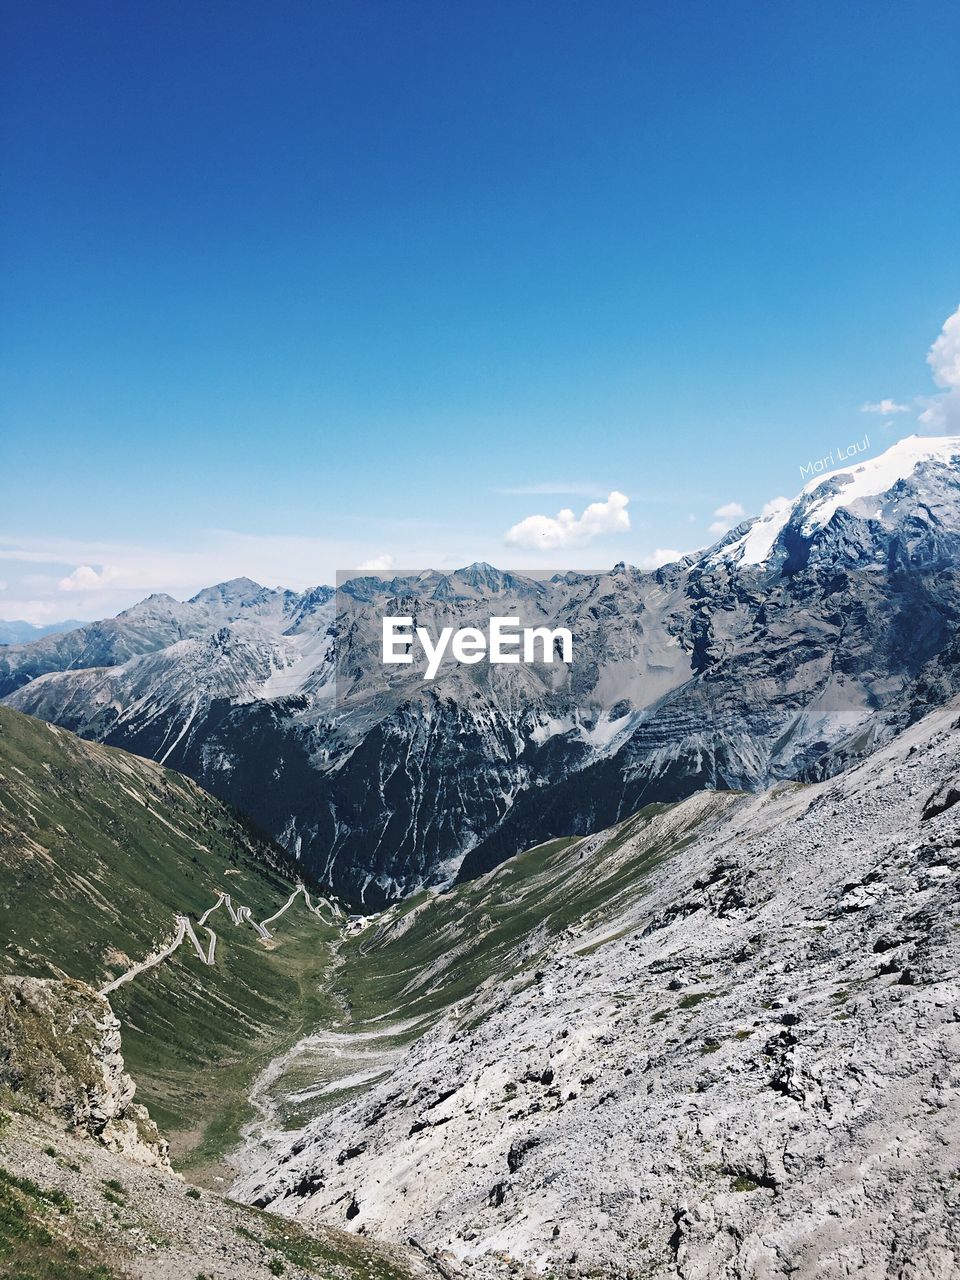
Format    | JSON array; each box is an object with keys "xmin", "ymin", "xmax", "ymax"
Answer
[{"xmin": 100, "ymin": 884, "xmax": 342, "ymax": 997}]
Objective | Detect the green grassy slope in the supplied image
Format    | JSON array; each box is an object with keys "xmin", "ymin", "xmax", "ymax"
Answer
[{"xmin": 0, "ymin": 706, "xmax": 339, "ymax": 1170}]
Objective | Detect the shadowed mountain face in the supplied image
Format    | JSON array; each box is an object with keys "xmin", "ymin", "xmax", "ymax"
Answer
[{"xmin": 5, "ymin": 437, "xmax": 960, "ymax": 907}]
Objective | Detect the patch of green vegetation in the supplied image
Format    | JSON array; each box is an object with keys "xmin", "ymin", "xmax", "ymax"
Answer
[
  {"xmin": 246, "ymin": 1206, "xmax": 417, "ymax": 1280},
  {"xmin": 100, "ymin": 1181, "xmax": 125, "ymax": 1208},
  {"xmin": 185, "ymin": 1186, "xmax": 201, "ymax": 1200},
  {"xmin": 677, "ymin": 990, "xmax": 717, "ymax": 1009},
  {"xmin": 0, "ymin": 1165, "xmax": 117, "ymax": 1280},
  {"xmin": 730, "ymin": 1174, "xmax": 761, "ymax": 1192},
  {"xmin": 0, "ymin": 1169, "xmax": 71, "ymax": 1214}
]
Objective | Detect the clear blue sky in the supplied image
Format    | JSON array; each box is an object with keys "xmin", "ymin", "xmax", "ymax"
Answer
[{"xmin": 1, "ymin": 0, "xmax": 959, "ymax": 619}]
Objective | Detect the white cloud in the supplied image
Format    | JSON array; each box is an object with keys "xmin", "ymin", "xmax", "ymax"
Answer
[
  {"xmin": 58, "ymin": 564, "xmax": 124, "ymax": 592},
  {"xmin": 761, "ymin": 495, "xmax": 791, "ymax": 517},
  {"xmin": 708, "ymin": 500, "xmax": 746, "ymax": 536},
  {"xmin": 638, "ymin": 548, "xmax": 684, "ymax": 569},
  {"xmin": 929, "ymin": 306, "xmax": 960, "ymax": 389},
  {"xmin": 860, "ymin": 399, "xmax": 909, "ymax": 415},
  {"xmin": 357, "ymin": 554, "xmax": 394, "ymax": 572},
  {"xmin": 505, "ymin": 491, "xmax": 630, "ymax": 552},
  {"xmin": 920, "ymin": 305, "xmax": 960, "ymax": 431}
]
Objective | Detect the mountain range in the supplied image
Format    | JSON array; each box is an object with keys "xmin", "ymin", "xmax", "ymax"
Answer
[
  {"xmin": 4, "ymin": 434, "xmax": 960, "ymax": 907},
  {"xmin": 0, "ymin": 617, "xmax": 84, "ymax": 645}
]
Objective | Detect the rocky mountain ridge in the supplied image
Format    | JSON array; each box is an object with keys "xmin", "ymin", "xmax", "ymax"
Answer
[{"xmin": 5, "ymin": 436, "xmax": 960, "ymax": 906}]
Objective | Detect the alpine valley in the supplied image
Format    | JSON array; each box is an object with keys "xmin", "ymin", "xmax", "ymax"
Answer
[{"xmin": 1, "ymin": 434, "xmax": 959, "ymax": 1279}]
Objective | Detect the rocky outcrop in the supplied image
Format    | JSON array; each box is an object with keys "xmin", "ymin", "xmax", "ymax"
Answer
[{"xmin": 0, "ymin": 976, "xmax": 170, "ymax": 1169}]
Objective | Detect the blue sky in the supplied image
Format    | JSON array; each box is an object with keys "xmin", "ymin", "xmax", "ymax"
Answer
[{"xmin": 1, "ymin": 0, "xmax": 959, "ymax": 620}]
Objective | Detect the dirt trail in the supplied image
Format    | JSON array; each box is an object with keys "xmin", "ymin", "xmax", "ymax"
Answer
[{"xmin": 100, "ymin": 884, "xmax": 343, "ymax": 996}]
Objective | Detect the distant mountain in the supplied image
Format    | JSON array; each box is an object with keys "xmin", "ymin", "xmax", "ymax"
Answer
[
  {"xmin": 5, "ymin": 436, "xmax": 960, "ymax": 907},
  {"xmin": 0, "ymin": 578, "xmax": 322, "ymax": 694},
  {"xmin": 0, "ymin": 617, "xmax": 84, "ymax": 645}
]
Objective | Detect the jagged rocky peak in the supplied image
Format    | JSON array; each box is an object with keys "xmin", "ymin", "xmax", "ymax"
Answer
[
  {"xmin": 120, "ymin": 591, "xmax": 180, "ymax": 612},
  {"xmin": 450, "ymin": 561, "xmax": 513, "ymax": 594},
  {"xmin": 188, "ymin": 576, "xmax": 272, "ymax": 609}
]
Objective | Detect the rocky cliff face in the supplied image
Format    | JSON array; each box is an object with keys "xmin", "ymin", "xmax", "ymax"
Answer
[
  {"xmin": 6, "ymin": 437, "xmax": 960, "ymax": 907},
  {"xmin": 0, "ymin": 976, "xmax": 170, "ymax": 1169},
  {"xmin": 234, "ymin": 694, "xmax": 960, "ymax": 1280}
]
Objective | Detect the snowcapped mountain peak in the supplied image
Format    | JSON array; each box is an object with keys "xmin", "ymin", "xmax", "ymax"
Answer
[{"xmin": 716, "ymin": 434, "xmax": 960, "ymax": 567}]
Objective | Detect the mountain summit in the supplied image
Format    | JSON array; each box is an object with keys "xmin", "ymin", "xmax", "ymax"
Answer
[{"xmin": 713, "ymin": 434, "xmax": 960, "ymax": 568}]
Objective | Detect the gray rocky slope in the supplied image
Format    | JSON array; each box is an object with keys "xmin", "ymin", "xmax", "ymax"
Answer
[
  {"xmin": 234, "ymin": 693, "xmax": 960, "ymax": 1280},
  {"xmin": 6, "ymin": 435, "xmax": 960, "ymax": 907}
]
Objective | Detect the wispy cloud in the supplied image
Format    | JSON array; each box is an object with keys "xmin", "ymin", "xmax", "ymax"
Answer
[
  {"xmin": 58, "ymin": 565, "xmax": 125, "ymax": 592},
  {"xmin": 638, "ymin": 548, "xmax": 684, "ymax": 569},
  {"xmin": 0, "ymin": 530, "xmax": 356, "ymax": 622},
  {"xmin": 708, "ymin": 500, "xmax": 746, "ymax": 537},
  {"xmin": 761, "ymin": 495, "xmax": 791, "ymax": 517},
  {"xmin": 505, "ymin": 491, "xmax": 630, "ymax": 551},
  {"xmin": 860, "ymin": 398, "xmax": 909, "ymax": 415},
  {"xmin": 357, "ymin": 554, "xmax": 394, "ymax": 571}
]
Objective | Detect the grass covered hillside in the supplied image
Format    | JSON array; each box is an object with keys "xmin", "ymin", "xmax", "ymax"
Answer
[{"xmin": 0, "ymin": 706, "xmax": 339, "ymax": 1172}]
